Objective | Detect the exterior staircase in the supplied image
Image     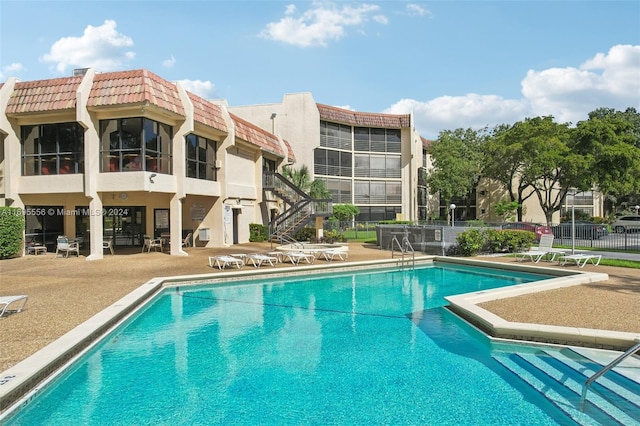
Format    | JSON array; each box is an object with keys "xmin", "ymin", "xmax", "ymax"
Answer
[
  {"xmin": 492, "ymin": 347, "xmax": 640, "ymax": 425},
  {"xmin": 263, "ymin": 171, "xmax": 332, "ymax": 243}
]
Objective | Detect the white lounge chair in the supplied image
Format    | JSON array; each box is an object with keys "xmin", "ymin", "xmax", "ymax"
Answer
[
  {"xmin": 55, "ymin": 236, "xmax": 79, "ymax": 258},
  {"xmin": 317, "ymin": 249, "xmax": 349, "ymax": 261},
  {"xmin": 515, "ymin": 235, "xmax": 562, "ymax": 263},
  {"xmin": 282, "ymin": 251, "xmax": 315, "ymax": 265},
  {"xmin": 0, "ymin": 295, "xmax": 28, "ymax": 317},
  {"xmin": 246, "ymin": 253, "xmax": 278, "ymax": 268},
  {"xmin": 209, "ymin": 255, "xmax": 244, "ymax": 270},
  {"xmin": 558, "ymin": 253, "xmax": 602, "ymax": 268}
]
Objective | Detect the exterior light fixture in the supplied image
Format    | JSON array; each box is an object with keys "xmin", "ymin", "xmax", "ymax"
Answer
[
  {"xmin": 568, "ymin": 188, "xmax": 577, "ymax": 255},
  {"xmin": 449, "ymin": 204, "xmax": 456, "ymax": 228}
]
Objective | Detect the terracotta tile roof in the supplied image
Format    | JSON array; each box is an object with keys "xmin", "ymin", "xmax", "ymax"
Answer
[
  {"xmin": 421, "ymin": 136, "xmax": 433, "ymax": 148},
  {"xmin": 5, "ymin": 76, "xmax": 83, "ymax": 114},
  {"xmin": 282, "ymin": 139, "xmax": 296, "ymax": 163},
  {"xmin": 188, "ymin": 92, "xmax": 228, "ymax": 133},
  {"xmin": 230, "ymin": 113, "xmax": 285, "ymax": 158},
  {"xmin": 317, "ymin": 103, "xmax": 411, "ymax": 128},
  {"xmin": 87, "ymin": 69, "xmax": 184, "ymax": 116}
]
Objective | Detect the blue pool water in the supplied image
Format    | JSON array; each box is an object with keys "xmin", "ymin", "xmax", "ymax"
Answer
[{"xmin": 7, "ymin": 264, "xmax": 572, "ymax": 425}]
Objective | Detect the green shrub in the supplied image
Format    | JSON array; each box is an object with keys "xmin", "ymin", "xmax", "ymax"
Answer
[
  {"xmin": 249, "ymin": 223, "xmax": 268, "ymax": 242},
  {"xmin": 293, "ymin": 226, "xmax": 316, "ymax": 242},
  {"xmin": 453, "ymin": 228, "xmax": 535, "ymax": 257},
  {"xmin": 455, "ymin": 229, "xmax": 485, "ymax": 256},
  {"xmin": 506, "ymin": 230, "xmax": 535, "ymax": 252},
  {"xmin": 0, "ymin": 207, "xmax": 25, "ymax": 259}
]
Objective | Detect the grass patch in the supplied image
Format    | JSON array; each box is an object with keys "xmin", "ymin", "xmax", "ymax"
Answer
[{"xmin": 599, "ymin": 258, "xmax": 640, "ymax": 269}]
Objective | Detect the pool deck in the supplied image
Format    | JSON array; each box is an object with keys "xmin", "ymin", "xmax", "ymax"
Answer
[{"xmin": 0, "ymin": 242, "xmax": 639, "ymax": 414}]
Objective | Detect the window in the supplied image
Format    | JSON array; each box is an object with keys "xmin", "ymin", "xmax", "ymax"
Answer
[
  {"xmin": 263, "ymin": 158, "xmax": 276, "ymax": 173},
  {"xmin": 320, "ymin": 178, "xmax": 351, "ymax": 204},
  {"xmin": 320, "ymin": 121, "xmax": 351, "ymax": 150},
  {"xmin": 100, "ymin": 118, "xmax": 172, "ymax": 173},
  {"xmin": 186, "ymin": 134, "xmax": 217, "ymax": 180},
  {"xmin": 353, "ymin": 154, "xmax": 401, "ymax": 178},
  {"xmin": 313, "ymin": 148, "xmax": 352, "ymax": 177},
  {"xmin": 354, "ymin": 127, "xmax": 402, "ymax": 153},
  {"xmin": 356, "ymin": 206, "xmax": 401, "ymax": 221},
  {"xmin": 24, "ymin": 206, "xmax": 64, "ymax": 249},
  {"xmin": 21, "ymin": 123, "xmax": 84, "ymax": 175},
  {"xmin": 354, "ymin": 181, "xmax": 402, "ymax": 204}
]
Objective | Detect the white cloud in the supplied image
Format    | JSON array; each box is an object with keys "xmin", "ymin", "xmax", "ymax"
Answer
[
  {"xmin": 178, "ymin": 79, "xmax": 216, "ymax": 99},
  {"xmin": 522, "ymin": 44, "xmax": 640, "ymax": 123},
  {"xmin": 259, "ymin": 2, "xmax": 384, "ymax": 47},
  {"xmin": 1, "ymin": 63, "xmax": 27, "ymax": 80},
  {"xmin": 386, "ymin": 44, "xmax": 640, "ymax": 138},
  {"xmin": 333, "ymin": 104, "xmax": 355, "ymax": 111},
  {"xmin": 405, "ymin": 4, "xmax": 429, "ymax": 17},
  {"xmin": 385, "ymin": 95, "xmax": 530, "ymax": 139},
  {"xmin": 162, "ymin": 55, "xmax": 176, "ymax": 68},
  {"xmin": 4, "ymin": 63, "xmax": 26, "ymax": 73},
  {"xmin": 40, "ymin": 20, "xmax": 135, "ymax": 74}
]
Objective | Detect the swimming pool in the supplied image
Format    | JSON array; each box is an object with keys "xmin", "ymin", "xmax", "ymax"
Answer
[{"xmin": 3, "ymin": 263, "xmax": 638, "ymax": 425}]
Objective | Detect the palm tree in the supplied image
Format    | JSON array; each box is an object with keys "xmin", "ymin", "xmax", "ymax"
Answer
[{"xmin": 282, "ymin": 165, "xmax": 312, "ymax": 193}]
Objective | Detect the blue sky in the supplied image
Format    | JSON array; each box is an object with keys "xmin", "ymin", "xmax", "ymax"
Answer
[{"xmin": 1, "ymin": 1, "xmax": 639, "ymax": 139}]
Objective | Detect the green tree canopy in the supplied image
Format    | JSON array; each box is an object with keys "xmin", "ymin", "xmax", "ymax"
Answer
[
  {"xmin": 571, "ymin": 107, "xmax": 640, "ymax": 210},
  {"xmin": 426, "ymin": 128, "xmax": 486, "ymax": 206},
  {"xmin": 483, "ymin": 123, "xmax": 537, "ymax": 221},
  {"xmin": 331, "ymin": 204, "xmax": 360, "ymax": 222}
]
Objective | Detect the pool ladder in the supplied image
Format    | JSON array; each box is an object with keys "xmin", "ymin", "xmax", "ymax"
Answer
[
  {"xmin": 580, "ymin": 340, "xmax": 640, "ymax": 411},
  {"xmin": 391, "ymin": 229, "xmax": 415, "ymax": 269}
]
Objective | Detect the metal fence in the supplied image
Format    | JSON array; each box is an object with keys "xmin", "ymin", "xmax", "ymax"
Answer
[{"xmin": 329, "ymin": 221, "xmax": 640, "ymax": 255}]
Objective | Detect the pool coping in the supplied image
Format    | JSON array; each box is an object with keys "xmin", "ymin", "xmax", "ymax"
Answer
[
  {"xmin": 1, "ymin": 256, "xmax": 637, "ymax": 417},
  {"xmin": 440, "ymin": 257, "xmax": 640, "ymax": 351}
]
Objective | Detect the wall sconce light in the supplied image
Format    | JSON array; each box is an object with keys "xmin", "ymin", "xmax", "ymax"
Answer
[{"xmin": 149, "ymin": 173, "xmax": 157, "ymax": 183}]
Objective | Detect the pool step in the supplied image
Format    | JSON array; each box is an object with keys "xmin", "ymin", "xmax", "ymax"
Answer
[{"xmin": 493, "ymin": 349, "xmax": 640, "ymax": 426}]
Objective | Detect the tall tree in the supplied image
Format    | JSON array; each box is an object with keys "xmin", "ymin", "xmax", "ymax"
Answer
[
  {"xmin": 517, "ymin": 116, "xmax": 586, "ymax": 224},
  {"xmin": 572, "ymin": 107, "xmax": 640, "ymax": 212},
  {"xmin": 483, "ymin": 123, "xmax": 537, "ymax": 221},
  {"xmin": 426, "ymin": 128, "xmax": 486, "ymax": 214}
]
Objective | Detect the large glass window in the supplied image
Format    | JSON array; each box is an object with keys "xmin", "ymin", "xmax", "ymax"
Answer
[
  {"xmin": 21, "ymin": 123, "xmax": 84, "ymax": 175},
  {"xmin": 186, "ymin": 134, "xmax": 217, "ymax": 180},
  {"xmin": 354, "ymin": 181, "xmax": 402, "ymax": 204},
  {"xmin": 24, "ymin": 206, "xmax": 64, "ymax": 250},
  {"xmin": 354, "ymin": 127, "xmax": 402, "ymax": 153},
  {"xmin": 314, "ymin": 148, "xmax": 352, "ymax": 177},
  {"xmin": 353, "ymin": 154, "xmax": 401, "ymax": 178},
  {"xmin": 320, "ymin": 178, "xmax": 351, "ymax": 204},
  {"xmin": 320, "ymin": 121, "xmax": 351, "ymax": 150},
  {"xmin": 100, "ymin": 118, "xmax": 172, "ymax": 173},
  {"xmin": 356, "ymin": 206, "xmax": 401, "ymax": 221}
]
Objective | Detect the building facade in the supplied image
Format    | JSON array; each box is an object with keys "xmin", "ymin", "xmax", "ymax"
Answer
[
  {"xmin": 229, "ymin": 93, "xmax": 428, "ymax": 222},
  {"xmin": 0, "ymin": 69, "xmax": 294, "ymax": 259}
]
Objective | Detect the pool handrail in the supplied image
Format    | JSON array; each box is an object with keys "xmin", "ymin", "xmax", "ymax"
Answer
[{"xmin": 580, "ymin": 340, "xmax": 640, "ymax": 411}]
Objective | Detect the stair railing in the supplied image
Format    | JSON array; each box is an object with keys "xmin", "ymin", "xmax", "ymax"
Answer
[{"xmin": 580, "ymin": 340, "xmax": 640, "ymax": 411}]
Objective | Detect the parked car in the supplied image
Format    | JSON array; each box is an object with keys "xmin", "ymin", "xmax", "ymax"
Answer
[
  {"xmin": 551, "ymin": 221, "xmax": 608, "ymax": 240},
  {"xmin": 612, "ymin": 215, "xmax": 640, "ymax": 233},
  {"xmin": 501, "ymin": 222, "xmax": 553, "ymax": 241}
]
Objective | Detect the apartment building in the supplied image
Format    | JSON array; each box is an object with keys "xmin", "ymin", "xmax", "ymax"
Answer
[
  {"xmin": 229, "ymin": 93, "xmax": 430, "ymax": 222},
  {"xmin": 0, "ymin": 69, "xmax": 294, "ymax": 259}
]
